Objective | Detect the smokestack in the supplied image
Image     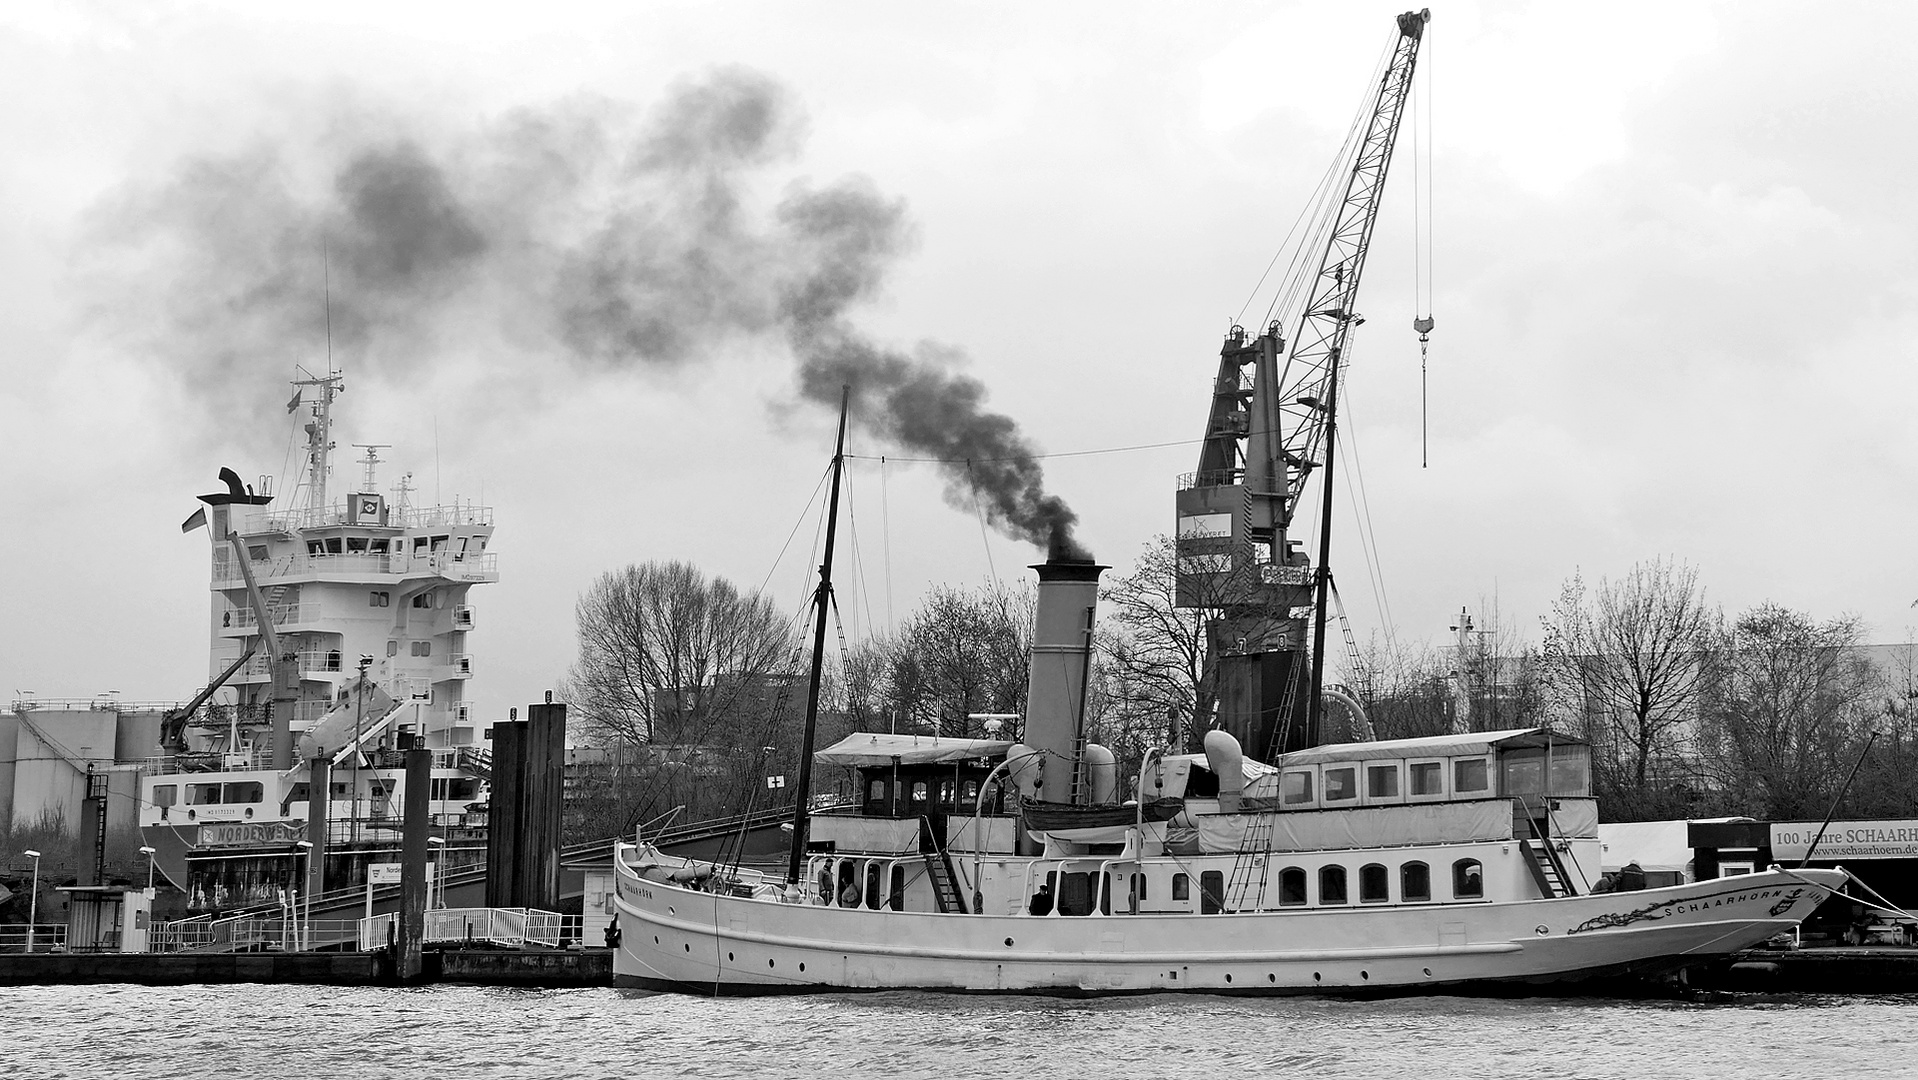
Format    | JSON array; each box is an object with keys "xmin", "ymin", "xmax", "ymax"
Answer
[{"xmin": 1021, "ymin": 558, "xmax": 1105, "ymax": 805}]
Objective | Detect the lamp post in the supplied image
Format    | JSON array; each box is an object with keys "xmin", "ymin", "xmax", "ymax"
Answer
[
  {"xmin": 23, "ymin": 849, "xmax": 41, "ymax": 954},
  {"xmin": 139, "ymin": 845, "xmax": 157, "ymax": 894},
  {"xmin": 296, "ymin": 840, "xmax": 314, "ymax": 951}
]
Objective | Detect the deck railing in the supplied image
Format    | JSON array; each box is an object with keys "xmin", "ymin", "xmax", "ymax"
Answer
[{"xmin": 0, "ymin": 924, "xmax": 68, "ymax": 953}]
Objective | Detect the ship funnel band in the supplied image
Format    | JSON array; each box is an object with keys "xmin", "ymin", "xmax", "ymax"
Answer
[{"xmin": 1031, "ymin": 561, "xmax": 1108, "ymax": 583}]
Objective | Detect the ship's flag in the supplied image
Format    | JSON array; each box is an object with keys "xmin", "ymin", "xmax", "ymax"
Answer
[
  {"xmin": 181, "ymin": 506, "xmax": 207, "ymax": 533},
  {"xmin": 286, "ymin": 389, "xmax": 301, "ymax": 413}
]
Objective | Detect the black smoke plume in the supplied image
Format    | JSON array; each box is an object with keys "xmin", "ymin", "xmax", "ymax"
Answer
[{"xmin": 90, "ymin": 69, "xmax": 1088, "ymax": 560}]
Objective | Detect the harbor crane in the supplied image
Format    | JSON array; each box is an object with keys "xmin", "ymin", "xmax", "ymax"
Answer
[{"xmin": 1175, "ymin": 9, "xmax": 1429, "ymax": 760}]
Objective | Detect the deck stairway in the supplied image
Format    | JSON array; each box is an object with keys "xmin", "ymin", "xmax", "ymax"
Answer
[
  {"xmin": 1225, "ymin": 813, "xmax": 1274, "ymax": 911},
  {"xmin": 922, "ymin": 850, "xmax": 969, "ymax": 914},
  {"xmin": 1517, "ymin": 808, "xmax": 1578, "ymax": 899}
]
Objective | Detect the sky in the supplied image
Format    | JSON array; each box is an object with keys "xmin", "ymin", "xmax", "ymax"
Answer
[{"xmin": 3, "ymin": 1, "xmax": 1915, "ymax": 717}]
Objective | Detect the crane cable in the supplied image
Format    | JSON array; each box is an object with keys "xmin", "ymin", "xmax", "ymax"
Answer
[{"xmin": 1412, "ymin": 19, "xmax": 1436, "ymax": 468}]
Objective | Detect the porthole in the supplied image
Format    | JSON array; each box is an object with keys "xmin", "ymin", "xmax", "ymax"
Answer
[
  {"xmin": 799, "ymin": 963, "xmax": 806, "ymax": 972},
  {"xmin": 728, "ymin": 952, "xmax": 735, "ymax": 961},
  {"xmin": 1267, "ymin": 974, "xmax": 1276, "ymax": 983},
  {"xmin": 768, "ymin": 959, "xmax": 776, "ymax": 968},
  {"xmin": 1170, "ymin": 970, "xmax": 1178, "ymax": 980},
  {"xmin": 1004, "ymin": 938, "xmax": 1014, "ymax": 947},
  {"xmin": 1422, "ymin": 967, "xmax": 1433, "ymax": 977},
  {"xmin": 668, "ymin": 906, "xmax": 675, "ymax": 916},
  {"xmin": 1224, "ymin": 974, "xmax": 1233, "ymax": 983},
  {"xmin": 1313, "ymin": 971, "xmax": 1322, "ymax": 982},
  {"xmin": 1360, "ymin": 970, "xmax": 1369, "ymax": 980},
  {"xmin": 684, "ymin": 943, "xmax": 690, "ymax": 952},
  {"xmin": 652, "ymin": 936, "xmax": 659, "ymax": 945}
]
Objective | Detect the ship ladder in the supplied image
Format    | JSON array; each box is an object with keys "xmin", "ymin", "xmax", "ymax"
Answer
[
  {"xmin": 922, "ymin": 849, "xmax": 969, "ymax": 914},
  {"xmin": 1225, "ymin": 814, "xmax": 1275, "ymax": 911},
  {"xmin": 1517, "ymin": 806, "xmax": 1578, "ymax": 899}
]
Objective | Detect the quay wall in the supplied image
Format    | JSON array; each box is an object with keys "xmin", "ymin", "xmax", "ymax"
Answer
[{"xmin": 0, "ymin": 948, "xmax": 612, "ymax": 988}]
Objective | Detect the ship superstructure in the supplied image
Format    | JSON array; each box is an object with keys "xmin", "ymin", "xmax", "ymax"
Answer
[{"xmin": 139, "ymin": 371, "xmax": 498, "ymax": 911}]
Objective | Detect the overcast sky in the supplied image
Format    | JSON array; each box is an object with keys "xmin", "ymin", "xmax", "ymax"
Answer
[{"xmin": 4, "ymin": 2, "xmax": 1914, "ymax": 716}]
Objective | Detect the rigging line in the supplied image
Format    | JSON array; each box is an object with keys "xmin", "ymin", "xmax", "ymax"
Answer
[
  {"xmin": 965, "ymin": 459, "xmax": 1000, "ymax": 591},
  {"xmin": 1337, "ymin": 391, "xmax": 1396, "ymax": 653},
  {"xmin": 843, "ymin": 466, "xmax": 878, "ymax": 642},
  {"xmin": 754, "ymin": 462, "xmax": 834, "ymax": 601},
  {"xmin": 1235, "ymin": 131, "xmax": 1350, "ymax": 327},
  {"xmin": 879, "ymin": 456, "xmax": 895, "ymax": 634},
  {"xmin": 1259, "ymin": 37, "xmax": 1393, "ymax": 332},
  {"xmin": 844, "ymin": 435, "xmax": 1201, "ymax": 465}
]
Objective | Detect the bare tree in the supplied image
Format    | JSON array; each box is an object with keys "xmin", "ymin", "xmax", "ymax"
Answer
[
  {"xmin": 1352, "ymin": 636, "xmax": 1457, "ymax": 741},
  {"xmin": 1538, "ymin": 559, "xmax": 1717, "ymax": 819},
  {"xmin": 1697, "ymin": 604, "xmax": 1879, "ymax": 819},
  {"xmin": 864, "ymin": 582, "xmax": 1032, "ymax": 739},
  {"xmin": 1098, "ymin": 535, "xmax": 1214, "ymax": 749},
  {"xmin": 563, "ymin": 560, "xmax": 799, "ymax": 747}
]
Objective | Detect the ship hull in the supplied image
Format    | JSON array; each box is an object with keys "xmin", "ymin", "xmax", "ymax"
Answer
[{"xmin": 612, "ymin": 847, "xmax": 1842, "ymax": 997}]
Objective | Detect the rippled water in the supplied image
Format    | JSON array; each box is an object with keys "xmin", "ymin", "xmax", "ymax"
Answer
[{"xmin": 5, "ymin": 985, "xmax": 1916, "ymax": 1079}]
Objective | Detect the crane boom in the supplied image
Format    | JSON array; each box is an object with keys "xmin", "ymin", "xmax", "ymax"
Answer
[{"xmin": 1175, "ymin": 9, "xmax": 1428, "ymax": 760}]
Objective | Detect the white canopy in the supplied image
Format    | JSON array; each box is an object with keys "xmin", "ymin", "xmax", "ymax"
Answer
[
  {"xmin": 813, "ymin": 732, "xmax": 1014, "ymax": 768},
  {"xmin": 1272, "ymin": 727, "xmax": 1575, "ymax": 768}
]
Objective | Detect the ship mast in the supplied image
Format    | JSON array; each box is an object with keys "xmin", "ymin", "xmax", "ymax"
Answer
[
  {"xmin": 786, "ymin": 387, "xmax": 850, "ymax": 886},
  {"xmin": 291, "ymin": 371, "xmax": 344, "ymax": 519}
]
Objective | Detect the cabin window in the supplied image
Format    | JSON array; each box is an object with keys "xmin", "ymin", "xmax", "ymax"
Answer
[
  {"xmin": 1319, "ymin": 866, "xmax": 1348, "ymax": 906},
  {"xmin": 1281, "ymin": 770, "xmax": 1315, "ymax": 805},
  {"xmin": 413, "ymin": 593, "xmax": 435, "ymax": 609},
  {"xmin": 1453, "ymin": 859, "xmax": 1484, "ymax": 899},
  {"xmin": 1402, "ymin": 861, "xmax": 1432, "ymax": 902},
  {"xmin": 837, "ymin": 862, "xmax": 859, "ymax": 907},
  {"xmin": 1360, "ymin": 863, "xmax": 1389, "ymax": 903},
  {"xmin": 325, "ymin": 537, "xmax": 343, "ymax": 554},
  {"xmin": 287, "ymin": 783, "xmax": 309, "ymax": 804},
  {"xmin": 431, "ymin": 535, "xmax": 449, "ymax": 553},
  {"xmin": 307, "ymin": 541, "xmax": 325, "ymax": 556},
  {"xmin": 1409, "ymin": 761, "xmax": 1444, "ymax": 797},
  {"xmin": 151, "ymin": 784, "xmax": 177, "ymax": 808},
  {"xmin": 346, "ymin": 537, "xmax": 369, "ymax": 553},
  {"xmin": 369, "ymin": 591, "xmax": 390, "ymax": 607},
  {"xmin": 910, "ymin": 781, "xmax": 929, "ymax": 804},
  {"xmin": 1549, "ymin": 744, "xmax": 1592, "ymax": 796},
  {"xmin": 414, "ymin": 536, "xmax": 429, "ymax": 553},
  {"xmin": 961, "ymin": 780, "xmax": 979, "ymax": 805},
  {"xmin": 411, "ymin": 641, "xmax": 432, "ymax": 656},
  {"xmin": 889, "ymin": 866, "xmax": 906, "ymax": 910},
  {"xmin": 187, "ymin": 783, "xmax": 223, "ymax": 805},
  {"xmin": 1323, "ymin": 766, "xmax": 1358, "ymax": 802},
  {"xmin": 1367, "ymin": 764, "xmax": 1400, "ymax": 799},
  {"xmin": 938, "ymin": 780, "xmax": 955, "ymax": 808},
  {"xmin": 386, "ymin": 641, "xmax": 399, "ymax": 657},
  {"xmin": 1454, "ymin": 758, "xmax": 1489, "ymax": 794},
  {"xmin": 1200, "ymin": 870, "xmax": 1224, "ymax": 915},
  {"xmin": 221, "ymin": 781, "xmax": 262, "ymax": 804},
  {"xmin": 865, "ymin": 863, "xmax": 883, "ymax": 909},
  {"xmin": 1172, "ymin": 873, "xmax": 1190, "ymax": 901},
  {"xmin": 248, "ymin": 545, "xmax": 269, "ymax": 561},
  {"xmin": 867, "ymin": 779, "xmax": 885, "ymax": 802},
  {"xmin": 370, "ymin": 539, "xmax": 389, "ymax": 554},
  {"xmin": 1502, "ymin": 748, "xmax": 1546, "ymax": 796},
  {"xmin": 1278, "ymin": 867, "xmax": 1307, "ymax": 906}
]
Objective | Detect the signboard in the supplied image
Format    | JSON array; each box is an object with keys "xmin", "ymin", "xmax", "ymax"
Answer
[
  {"xmin": 368, "ymin": 862, "xmax": 403, "ymax": 885},
  {"xmin": 1770, "ymin": 820, "xmax": 1918, "ymax": 861},
  {"xmin": 200, "ymin": 821, "xmax": 306, "ymax": 848}
]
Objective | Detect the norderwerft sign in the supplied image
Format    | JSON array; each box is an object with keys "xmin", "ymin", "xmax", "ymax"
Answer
[{"xmin": 1770, "ymin": 820, "xmax": 1918, "ymax": 861}]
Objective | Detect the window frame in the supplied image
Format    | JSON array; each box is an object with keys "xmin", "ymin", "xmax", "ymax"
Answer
[
  {"xmin": 1453, "ymin": 858, "xmax": 1485, "ymax": 900},
  {"xmin": 1359, "ymin": 863, "xmax": 1390, "ymax": 904},
  {"xmin": 1319, "ymin": 865, "xmax": 1349, "ymax": 906},
  {"xmin": 1401, "ymin": 860, "xmax": 1432, "ymax": 902},
  {"xmin": 1407, "ymin": 758, "xmax": 1447, "ymax": 801}
]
